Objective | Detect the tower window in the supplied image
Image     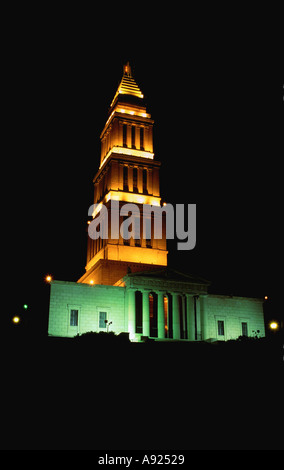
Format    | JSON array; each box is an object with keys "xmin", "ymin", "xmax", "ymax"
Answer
[
  {"xmin": 122, "ymin": 215, "xmax": 130, "ymax": 246},
  {"xmin": 140, "ymin": 127, "xmax": 144, "ymax": 150},
  {"xmin": 131, "ymin": 126, "xmax": 136, "ymax": 149},
  {"xmin": 123, "ymin": 124, "xmax": 127, "ymax": 147},
  {"xmin": 143, "ymin": 169, "xmax": 147, "ymax": 194},
  {"xmin": 123, "ymin": 166, "xmax": 129, "ymax": 191},
  {"xmin": 133, "ymin": 167, "xmax": 138, "ymax": 192}
]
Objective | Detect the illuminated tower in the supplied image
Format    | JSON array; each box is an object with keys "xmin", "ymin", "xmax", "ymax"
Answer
[{"xmin": 78, "ymin": 63, "xmax": 167, "ymax": 286}]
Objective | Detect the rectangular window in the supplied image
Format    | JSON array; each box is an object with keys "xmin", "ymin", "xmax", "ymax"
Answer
[
  {"xmin": 131, "ymin": 126, "xmax": 136, "ymax": 148},
  {"xmin": 99, "ymin": 311, "xmax": 107, "ymax": 328},
  {"xmin": 123, "ymin": 165, "xmax": 129, "ymax": 191},
  {"xmin": 122, "ymin": 216, "xmax": 130, "ymax": 246},
  {"xmin": 241, "ymin": 322, "xmax": 248, "ymax": 336},
  {"xmin": 70, "ymin": 309, "xmax": 78, "ymax": 327},
  {"xmin": 133, "ymin": 167, "xmax": 138, "ymax": 192},
  {"xmin": 217, "ymin": 320, "xmax": 225, "ymax": 336},
  {"xmin": 123, "ymin": 124, "xmax": 127, "ymax": 147},
  {"xmin": 143, "ymin": 169, "xmax": 147, "ymax": 194},
  {"xmin": 140, "ymin": 127, "xmax": 144, "ymax": 150}
]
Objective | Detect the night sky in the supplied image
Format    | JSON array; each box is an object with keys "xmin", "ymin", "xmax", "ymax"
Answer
[{"xmin": 5, "ymin": 14, "xmax": 283, "ymax": 335}]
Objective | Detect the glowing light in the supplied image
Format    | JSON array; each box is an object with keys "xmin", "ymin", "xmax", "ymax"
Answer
[
  {"xmin": 23, "ymin": 304, "xmax": 28, "ymax": 310},
  {"xmin": 269, "ymin": 321, "xmax": 279, "ymax": 330},
  {"xmin": 264, "ymin": 296, "xmax": 268, "ymax": 300},
  {"xmin": 100, "ymin": 146, "xmax": 154, "ymax": 169},
  {"xmin": 45, "ymin": 275, "xmax": 52, "ymax": 283},
  {"xmin": 102, "ymin": 108, "xmax": 150, "ymax": 134},
  {"xmin": 116, "ymin": 108, "xmax": 150, "ymax": 118},
  {"xmin": 104, "ymin": 190, "xmax": 160, "ymax": 207},
  {"xmin": 89, "ymin": 280, "xmax": 94, "ymax": 285},
  {"xmin": 12, "ymin": 316, "xmax": 20, "ymax": 324}
]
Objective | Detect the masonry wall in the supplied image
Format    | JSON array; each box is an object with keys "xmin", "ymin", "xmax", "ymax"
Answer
[
  {"xmin": 48, "ymin": 281, "xmax": 126, "ymax": 337},
  {"xmin": 206, "ymin": 295, "xmax": 265, "ymax": 341}
]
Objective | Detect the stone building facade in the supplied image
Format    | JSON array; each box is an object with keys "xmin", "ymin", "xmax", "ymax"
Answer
[{"xmin": 48, "ymin": 268, "xmax": 265, "ymax": 341}]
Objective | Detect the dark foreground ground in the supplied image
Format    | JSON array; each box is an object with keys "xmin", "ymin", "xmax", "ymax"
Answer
[{"xmin": 1, "ymin": 331, "xmax": 283, "ymax": 450}]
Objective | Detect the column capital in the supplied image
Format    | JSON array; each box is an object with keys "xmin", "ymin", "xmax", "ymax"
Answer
[
  {"xmin": 157, "ymin": 291, "xmax": 165, "ymax": 297},
  {"xmin": 141, "ymin": 288, "xmax": 151, "ymax": 294}
]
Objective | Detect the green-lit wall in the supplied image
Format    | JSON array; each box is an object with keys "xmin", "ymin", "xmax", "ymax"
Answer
[
  {"xmin": 48, "ymin": 280, "xmax": 265, "ymax": 341},
  {"xmin": 48, "ymin": 281, "xmax": 126, "ymax": 337},
  {"xmin": 206, "ymin": 295, "xmax": 265, "ymax": 340}
]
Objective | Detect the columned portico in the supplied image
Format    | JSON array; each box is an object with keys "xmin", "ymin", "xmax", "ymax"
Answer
[
  {"xmin": 129, "ymin": 288, "xmax": 209, "ymax": 341},
  {"xmin": 123, "ymin": 267, "xmax": 211, "ymax": 342}
]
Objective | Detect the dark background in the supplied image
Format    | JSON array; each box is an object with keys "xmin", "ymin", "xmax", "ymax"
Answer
[
  {"xmin": 4, "ymin": 8, "xmax": 283, "ymax": 334},
  {"xmin": 2, "ymin": 5, "xmax": 283, "ymax": 453}
]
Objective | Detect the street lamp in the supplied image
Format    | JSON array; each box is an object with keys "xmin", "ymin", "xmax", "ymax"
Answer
[{"xmin": 269, "ymin": 321, "xmax": 279, "ymax": 331}]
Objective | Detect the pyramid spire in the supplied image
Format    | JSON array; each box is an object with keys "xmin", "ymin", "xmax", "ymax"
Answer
[{"xmin": 110, "ymin": 62, "xmax": 144, "ymax": 109}]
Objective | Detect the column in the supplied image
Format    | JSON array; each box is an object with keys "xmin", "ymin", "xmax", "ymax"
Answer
[
  {"xmin": 200, "ymin": 295, "xmax": 208, "ymax": 341},
  {"xmin": 157, "ymin": 292, "xmax": 165, "ymax": 339},
  {"xmin": 172, "ymin": 293, "xmax": 180, "ymax": 340},
  {"xmin": 128, "ymin": 289, "xmax": 136, "ymax": 340},
  {"xmin": 186, "ymin": 294, "xmax": 195, "ymax": 341},
  {"xmin": 142, "ymin": 290, "xmax": 150, "ymax": 337}
]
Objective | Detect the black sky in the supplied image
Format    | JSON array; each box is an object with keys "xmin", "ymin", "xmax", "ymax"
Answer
[{"xmin": 5, "ymin": 11, "xmax": 283, "ymax": 332}]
